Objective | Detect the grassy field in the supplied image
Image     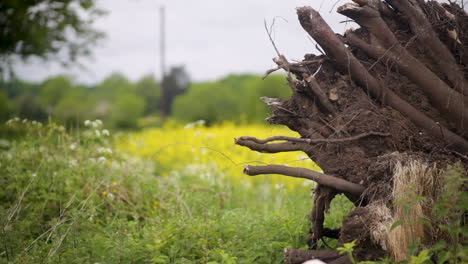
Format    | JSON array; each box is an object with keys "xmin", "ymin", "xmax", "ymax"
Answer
[{"xmin": 0, "ymin": 120, "xmax": 354, "ymax": 264}]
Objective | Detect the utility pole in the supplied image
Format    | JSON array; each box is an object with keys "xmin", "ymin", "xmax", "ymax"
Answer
[
  {"xmin": 159, "ymin": 5, "xmax": 168, "ymax": 119},
  {"xmin": 160, "ymin": 6, "xmax": 166, "ymax": 80}
]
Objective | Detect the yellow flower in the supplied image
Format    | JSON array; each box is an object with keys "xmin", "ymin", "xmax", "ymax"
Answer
[
  {"xmin": 153, "ymin": 201, "xmax": 159, "ymax": 205},
  {"xmin": 112, "ymin": 181, "xmax": 118, "ymax": 186},
  {"xmin": 102, "ymin": 191, "xmax": 108, "ymax": 195},
  {"xmin": 116, "ymin": 123, "xmax": 322, "ymax": 191}
]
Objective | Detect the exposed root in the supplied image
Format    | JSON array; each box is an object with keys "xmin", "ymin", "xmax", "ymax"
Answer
[
  {"xmin": 243, "ymin": 165, "xmax": 365, "ymax": 200},
  {"xmin": 309, "ymin": 187, "xmax": 337, "ymax": 248}
]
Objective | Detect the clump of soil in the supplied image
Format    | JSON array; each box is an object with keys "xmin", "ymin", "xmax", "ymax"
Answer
[{"xmin": 237, "ymin": 1, "xmax": 468, "ymax": 263}]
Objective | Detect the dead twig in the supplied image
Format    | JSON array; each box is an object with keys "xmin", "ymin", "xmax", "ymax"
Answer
[{"xmin": 236, "ymin": 131, "xmax": 390, "ymax": 146}]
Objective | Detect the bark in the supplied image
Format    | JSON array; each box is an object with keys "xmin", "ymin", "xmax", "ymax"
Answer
[
  {"xmin": 244, "ymin": 165, "xmax": 365, "ymax": 199},
  {"xmin": 296, "ymin": 6, "xmax": 468, "ymax": 154},
  {"xmin": 385, "ymin": 0, "xmax": 468, "ymax": 95},
  {"xmin": 337, "ymin": 3, "xmax": 468, "ymax": 131},
  {"xmin": 309, "ymin": 187, "xmax": 337, "ymax": 248}
]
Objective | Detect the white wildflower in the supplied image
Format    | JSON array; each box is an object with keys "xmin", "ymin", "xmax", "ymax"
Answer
[
  {"xmin": 95, "ymin": 129, "xmax": 101, "ymax": 137},
  {"xmin": 69, "ymin": 159, "xmax": 78, "ymax": 167},
  {"xmin": 92, "ymin": 119, "xmax": 103, "ymax": 128},
  {"xmin": 302, "ymin": 180, "xmax": 315, "ymax": 187},
  {"xmin": 274, "ymin": 183, "xmax": 284, "ymax": 190},
  {"xmin": 22, "ymin": 118, "xmax": 28, "ymax": 123},
  {"xmin": 32, "ymin": 173, "xmax": 37, "ymax": 177},
  {"xmin": 84, "ymin": 120, "xmax": 92, "ymax": 127},
  {"xmin": 30, "ymin": 120, "xmax": 42, "ymax": 127},
  {"xmin": 102, "ymin": 129, "xmax": 110, "ymax": 136},
  {"xmin": 97, "ymin": 156, "xmax": 106, "ymax": 163},
  {"xmin": 97, "ymin": 147, "xmax": 112, "ymax": 154},
  {"xmin": 70, "ymin": 143, "xmax": 77, "ymax": 150}
]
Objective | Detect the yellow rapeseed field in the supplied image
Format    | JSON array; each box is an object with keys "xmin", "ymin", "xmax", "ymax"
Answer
[{"xmin": 116, "ymin": 122, "xmax": 321, "ymax": 190}]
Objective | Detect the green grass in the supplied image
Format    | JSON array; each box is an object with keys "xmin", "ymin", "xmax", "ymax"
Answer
[{"xmin": 0, "ymin": 120, "xmax": 354, "ymax": 264}]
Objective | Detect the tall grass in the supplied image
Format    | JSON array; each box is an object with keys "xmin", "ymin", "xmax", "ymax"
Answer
[{"xmin": 0, "ymin": 120, "xmax": 353, "ymax": 264}]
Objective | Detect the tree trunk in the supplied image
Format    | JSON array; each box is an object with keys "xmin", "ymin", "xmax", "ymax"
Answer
[{"xmin": 236, "ymin": 0, "xmax": 468, "ymax": 262}]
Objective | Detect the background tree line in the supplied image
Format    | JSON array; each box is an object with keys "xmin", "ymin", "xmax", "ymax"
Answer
[
  {"xmin": 0, "ymin": 0, "xmax": 291, "ymax": 130},
  {"xmin": 0, "ymin": 73, "xmax": 291, "ymax": 129}
]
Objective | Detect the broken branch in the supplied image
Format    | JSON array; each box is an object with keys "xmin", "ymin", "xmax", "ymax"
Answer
[
  {"xmin": 303, "ymin": 74, "xmax": 337, "ymax": 114},
  {"xmin": 234, "ymin": 139, "xmax": 306, "ymax": 153},
  {"xmin": 236, "ymin": 132, "xmax": 390, "ymax": 146},
  {"xmin": 243, "ymin": 164, "xmax": 365, "ymax": 199}
]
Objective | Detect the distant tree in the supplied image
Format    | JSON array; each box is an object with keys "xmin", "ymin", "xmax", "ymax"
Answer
[
  {"xmin": 38, "ymin": 75, "xmax": 74, "ymax": 115},
  {"xmin": 14, "ymin": 93, "xmax": 48, "ymax": 121},
  {"xmin": 92, "ymin": 72, "xmax": 132, "ymax": 118},
  {"xmin": 221, "ymin": 74, "xmax": 291, "ymax": 122},
  {"xmin": 109, "ymin": 93, "xmax": 146, "ymax": 129},
  {"xmin": 94, "ymin": 72, "xmax": 133, "ymax": 97},
  {"xmin": 0, "ymin": 92, "xmax": 11, "ymax": 122},
  {"xmin": 55, "ymin": 85, "xmax": 90, "ymax": 125},
  {"xmin": 0, "ymin": 79, "xmax": 41, "ymax": 98},
  {"xmin": 0, "ymin": 0, "xmax": 105, "ymax": 76},
  {"xmin": 172, "ymin": 74, "xmax": 290, "ymax": 124},
  {"xmin": 135, "ymin": 75, "xmax": 161, "ymax": 115},
  {"xmin": 161, "ymin": 66, "xmax": 190, "ymax": 118}
]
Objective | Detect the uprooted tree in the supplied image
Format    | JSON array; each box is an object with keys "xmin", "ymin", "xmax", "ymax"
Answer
[{"xmin": 235, "ymin": 1, "xmax": 467, "ymax": 263}]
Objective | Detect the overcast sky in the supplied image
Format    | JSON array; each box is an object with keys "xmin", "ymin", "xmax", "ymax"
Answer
[{"xmin": 15, "ymin": 0, "xmax": 353, "ymax": 84}]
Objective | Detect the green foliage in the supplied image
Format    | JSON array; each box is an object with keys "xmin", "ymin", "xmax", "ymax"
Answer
[
  {"xmin": 429, "ymin": 164, "xmax": 467, "ymax": 264},
  {"xmin": 109, "ymin": 93, "xmax": 146, "ymax": 129},
  {"xmin": 0, "ymin": 92, "xmax": 11, "ymax": 122},
  {"xmin": 135, "ymin": 75, "xmax": 161, "ymax": 115},
  {"xmin": 37, "ymin": 75, "xmax": 93, "ymax": 125},
  {"xmin": 0, "ymin": 120, "xmax": 324, "ymax": 263},
  {"xmin": 1, "ymin": 73, "xmax": 155, "ymax": 129},
  {"xmin": 0, "ymin": 79, "xmax": 46, "ymax": 121},
  {"xmin": 172, "ymin": 82, "xmax": 240, "ymax": 124},
  {"xmin": 337, "ymin": 240, "xmax": 357, "ymax": 264},
  {"xmin": 371, "ymin": 164, "xmax": 467, "ymax": 264},
  {"xmin": 2, "ymin": 73, "xmax": 292, "ymax": 129},
  {"xmin": 0, "ymin": 0, "xmax": 105, "ymax": 74},
  {"xmin": 172, "ymin": 74, "xmax": 291, "ymax": 124},
  {"xmin": 38, "ymin": 75, "xmax": 74, "ymax": 108}
]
